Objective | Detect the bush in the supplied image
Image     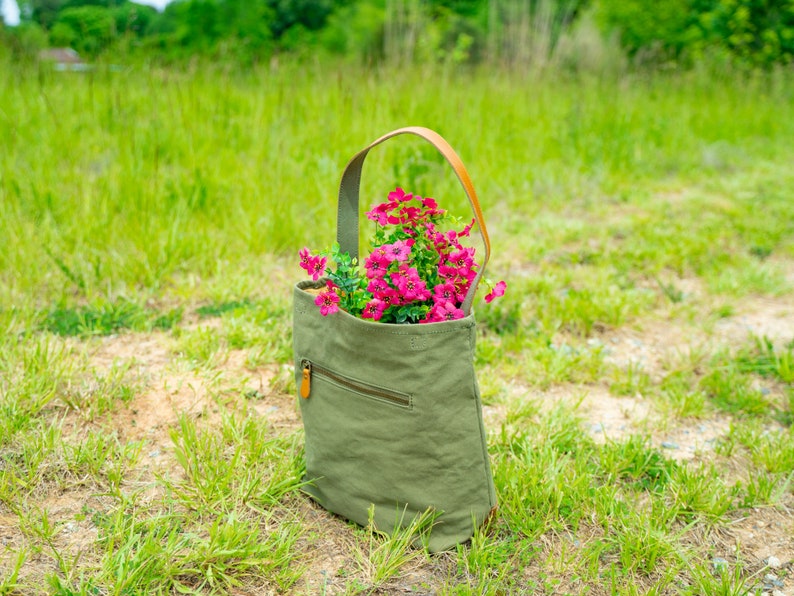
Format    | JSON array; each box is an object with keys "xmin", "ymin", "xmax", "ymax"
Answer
[
  {"xmin": 692, "ymin": 0, "xmax": 794, "ymax": 66},
  {"xmin": 595, "ymin": 0, "xmax": 794, "ymax": 66},
  {"xmin": 6, "ymin": 21, "xmax": 48, "ymax": 58},
  {"xmin": 595, "ymin": 0, "xmax": 693, "ymax": 60}
]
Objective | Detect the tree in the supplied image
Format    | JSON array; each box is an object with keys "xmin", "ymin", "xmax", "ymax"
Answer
[
  {"xmin": 53, "ymin": 4, "xmax": 114, "ymax": 53},
  {"xmin": 266, "ymin": 0, "xmax": 335, "ymax": 38},
  {"xmin": 25, "ymin": 0, "xmax": 65, "ymax": 28},
  {"xmin": 113, "ymin": 2, "xmax": 158, "ymax": 37}
]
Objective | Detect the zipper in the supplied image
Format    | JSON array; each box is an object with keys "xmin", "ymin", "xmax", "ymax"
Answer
[{"xmin": 300, "ymin": 359, "xmax": 411, "ymax": 407}]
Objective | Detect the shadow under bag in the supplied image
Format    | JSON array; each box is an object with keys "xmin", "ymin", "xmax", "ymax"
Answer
[{"xmin": 293, "ymin": 127, "xmax": 497, "ymax": 552}]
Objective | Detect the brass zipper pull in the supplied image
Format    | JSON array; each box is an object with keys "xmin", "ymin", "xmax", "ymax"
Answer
[{"xmin": 300, "ymin": 361, "xmax": 311, "ymax": 398}]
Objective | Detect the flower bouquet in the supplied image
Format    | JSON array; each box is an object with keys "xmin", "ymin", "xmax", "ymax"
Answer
[{"xmin": 299, "ymin": 187, "xmax": 505, "ymax": 324}]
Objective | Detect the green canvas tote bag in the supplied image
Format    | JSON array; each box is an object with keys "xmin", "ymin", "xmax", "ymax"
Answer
[{"xmin": 293, "ymin": 127, "xmax": 497, "ymax": 552}]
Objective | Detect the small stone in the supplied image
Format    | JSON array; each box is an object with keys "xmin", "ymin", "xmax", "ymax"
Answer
[
  {"xmin": 761, "ymin": 387, "xmax": 771, "ymax": 395},
  {"xmin": 712, "ymin": 557, "xmax": 729, "ymax": 571},
  {"xmin": 148, "ymin": 449, "xmax": 160, "ymax": 458},
  {"xmin": 661, "ymin": 441, "xmax": 679, "ymax": 449},
  {"xmin": 591, "ymin": 423, "xmax": 604, "ymax": 434},
  {"xmin": 766, "ymin": 556, "xmax": 781, "ymax": 569},
  {"xmin": 763, "ymin": 573, "xmax": 784, "ymax": 588},
  {"xmin": 772, "ymin": 590, "xmax": 785, "ymax": 596}
]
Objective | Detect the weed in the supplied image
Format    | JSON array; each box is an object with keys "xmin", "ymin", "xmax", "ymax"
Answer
[
  {"xmin": 0, "ymin": 548, "xmax": 27, "ymax": 594},
  {"xmin": 172, "ymin": 326, "xmax": 226, "ymax": 369},
  {"xmin": 598, "ymin": 435, "xmax": 677, "ymax": 493},
  {"xmin": 601, "ymin": 512, "xmax": 677, "ymax": 576},
  {"xmin": 667, "ymin": 463, "xmax": 738, "ymax": 522},
  {"xmin": 42, "ymin": 300, "xmax": 148, "ymax": 337},
  {"xmin": 41, "ymin": 300, "xmax": 182, "ymax": 337},
  {"xmin": 167, "ymin": 412, "xmax": 304, "ymax": 512},
  {"xmin": 699, "ymin": 365, "xmax": 769, "ymax": 417},
  {"xmin": 609, "ymin": 361, "xmax": 652, "ymax": 397},
  {"xmin": 354, "ymin": 505, "xmax": 436, "ymax": 589},
  {"xmin": 196, "ymin": 299, "xmax": 255, "ymax": 318},
  {"xmin": 736, "ymin": 336, "xmax": 794, "ymax": 383}
]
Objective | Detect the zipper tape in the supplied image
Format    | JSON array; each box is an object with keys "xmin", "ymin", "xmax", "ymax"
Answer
[{"xmin": 300, "ymin": 359, "xmax": 412, "ymax": 408}]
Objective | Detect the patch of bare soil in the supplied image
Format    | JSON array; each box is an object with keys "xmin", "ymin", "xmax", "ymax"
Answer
[
  {"xmin": 713, "ymin": 295, "xmax": 794, "ymax": 346},
  {"xmin": 687, "ymin": 507, "xmax": 794, "ymax": 594},
  {"xmin": 597, "ymin": 316, "xmax": 708, "ymax": 381},
  {"xmin": 725, "ymin": 508, "xmax": 794, "ymax": 566},
  {"xmin": 2, "ymin": 490, "xmax": 114, "ymax": 589},
  {"xmin": 85, "ymin": 332, "xmax": 301, "ymax": 465},
  {"xmin": 581, "ymin": 291, "xmax": 794, "ymax": 459}
]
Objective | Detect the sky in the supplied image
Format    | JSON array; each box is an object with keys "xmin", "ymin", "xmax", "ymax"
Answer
[
  {"xmin": 2, "ymin": 0, "xmax": 20, "ymax": 26},
  {"xmin": 1, "ymin": 0, "xmax": 170, "ymax": 26}
]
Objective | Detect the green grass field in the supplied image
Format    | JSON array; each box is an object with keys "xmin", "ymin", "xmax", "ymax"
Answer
[{"xmin": 1, "ymin": 57, "xmax": 794, "ymax": 594}]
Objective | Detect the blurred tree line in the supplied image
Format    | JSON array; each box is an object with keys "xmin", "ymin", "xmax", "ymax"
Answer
[{"xmin": 1, "ymin": 0, "xmax": 792, "ymax": 67}]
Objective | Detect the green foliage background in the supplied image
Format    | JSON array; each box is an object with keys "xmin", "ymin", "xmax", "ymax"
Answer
[{"xmin": 2, "ymin": 0, "xmax": 793, "ymax": 67}]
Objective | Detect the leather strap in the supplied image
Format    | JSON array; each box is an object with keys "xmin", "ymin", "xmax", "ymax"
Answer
[{"xmin": 337, "ymin": 126, "xmax": 490, "ymax": 314}]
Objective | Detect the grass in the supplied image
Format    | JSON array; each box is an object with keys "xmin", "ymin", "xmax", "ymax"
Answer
[{"xmin": 1, "ymin": 54, "xmax": 794, "ymax": 593}]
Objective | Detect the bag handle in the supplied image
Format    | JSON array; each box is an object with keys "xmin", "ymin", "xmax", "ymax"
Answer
[{"xmin": 337, "ymin": 126, "xmax": 491, "ymax": 314}]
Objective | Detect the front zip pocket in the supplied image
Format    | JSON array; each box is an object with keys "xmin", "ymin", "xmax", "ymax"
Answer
[{"xmin": 300, "ymin": 359, "xmax": 412, "ymax": 408}]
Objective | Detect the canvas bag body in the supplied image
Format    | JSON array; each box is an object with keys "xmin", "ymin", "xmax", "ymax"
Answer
[{"xmin": 293, "ymin": 127, "xmax": 497, "ymax": 552}]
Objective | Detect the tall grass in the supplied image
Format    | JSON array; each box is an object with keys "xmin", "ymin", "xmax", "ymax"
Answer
[{"xmin": 1, "ymin": 56, "xmax": 794, "ymax": 312}]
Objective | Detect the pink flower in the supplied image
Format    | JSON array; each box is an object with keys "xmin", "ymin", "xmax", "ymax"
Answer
[
  {"xmin": 362, "ymin": 299, "xmax": 386, "ymax": 321},
  {"xmin": 310, "ymin": 257, "xmax": 327, "ymax": 280},
  {"xmin": 438, "ymin": 248, "xmax": 477, "ymax": 283},
  {"xmin": 438, "ymin": 262, "xmax": 460, "ymax": 279},
  {"xmin": 432, "ymin": 282, "xmax": 457, "ymax": 303},
  {"xmin": 448, "ymin": 248, "xmax": 475, "ymax": 275},
  {"xmin": 382, "ymin": 240, "xmax": 411, "ymax": 263},
  {"xmin": 389, "ymin": 188, "xmax": 412, "ymax": 203},
  {"xmin": 315, "ymin": 287, "xmax": 340, "ymax": 316},
  {"xmin": 366, "ymin": 201, "xmax": 397, "ymax": 225},
  {"xmin": 484, "ymin": 280, "xmax": 507, "ymax": 303},
  {"xmin": 399, "ymin": 206, "xmax": 422, "ymax": 223},
  {"xmin": 299, "ymin": 247, "xmax": 327, "ymax": 281},
  {"xmin": 374, "ymin": 287, "xmax": 401, "ymax": 308},
  {"xmin": 423, "ymin": 222, "xmax": 447, "ymax": 251},
  {"xmin": 299, "ymin": 247, "xmax": 312, "ymax": 269},
  {"xmin": 426, "ymin": 301, "xmax": 464, "ymax": 322},
  {"xmin": 422, "ymin": 197, "xmax": 438, "ymax": 210},
  {"xmin": 391, "ymin": 267, "xmax": 430, "ymax": 303},
  {"xmin": 364, "ymin": 253, "xmax": 390, "ymax": 279},
  {"xmin": 458, "ymin": 278, "xmax": 474, "ymax": 299},
  {"xmin": 366, "ymin": 278, "xmax": 389, "ymax": 294}
]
